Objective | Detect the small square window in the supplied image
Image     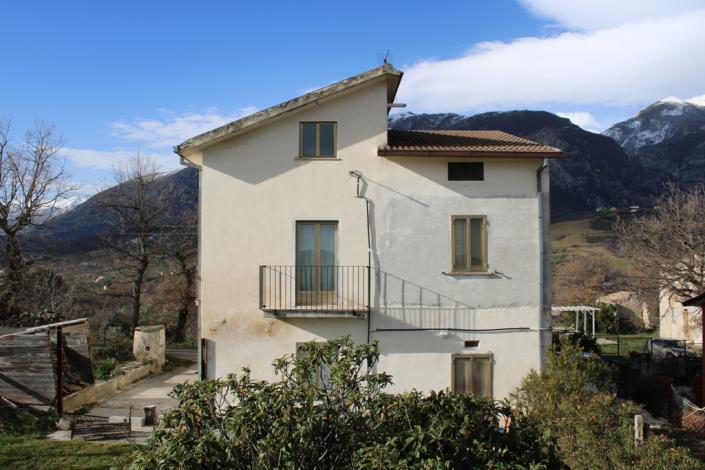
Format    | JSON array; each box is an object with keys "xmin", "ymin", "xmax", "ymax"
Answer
[
  {"xmin": 300, "ymin": 122, "xmax": 337, "ymax": 157},
  {"xmin": 448, "ymin": 162, "xmax": 484, "ymax": 181}
]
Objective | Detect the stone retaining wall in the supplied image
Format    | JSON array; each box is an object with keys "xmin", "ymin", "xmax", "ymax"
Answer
[{"xmin": 64, "ymin": 362, "xmax": 158, "ymax": 413}]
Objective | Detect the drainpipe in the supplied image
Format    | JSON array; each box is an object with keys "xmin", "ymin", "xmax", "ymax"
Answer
[
  {"xmin": 350, "ymin": 170, "xmax": 373, "ymax": 344},
  {"xmin": 536, "ymin": 160, "xmax": 550, "ymax": 369}
]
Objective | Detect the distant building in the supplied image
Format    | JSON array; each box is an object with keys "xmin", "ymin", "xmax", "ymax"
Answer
[
  {"xmin": 660, "ymin": 290, "xmax": 702, "ymax": 344},
  {"xmin": 596, "ymin": 291, "xmax": 653, "ymax": 330}
]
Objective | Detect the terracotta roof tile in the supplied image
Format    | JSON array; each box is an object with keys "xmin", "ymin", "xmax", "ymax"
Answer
[{"xmin": 379, "ymin": 129, "xmax": 563, "ymax": 158}]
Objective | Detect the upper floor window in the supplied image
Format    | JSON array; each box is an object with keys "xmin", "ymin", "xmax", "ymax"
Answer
[
  {"xmin": 448, "ymin": 162, "xmax": 484, "ymax": 181},
  {"xmin": 451, "ymin": 215, "xmax": 487, "ymax": 273},
  {"xmin": 300, "ymin": 122, "xmax": 336, "ymax": 157}
]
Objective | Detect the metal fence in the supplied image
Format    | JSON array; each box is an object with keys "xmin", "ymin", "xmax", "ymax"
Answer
[
  {"xmin": 259, "ymin": 265, "xmax": 370, "ymax": 314},
  {"xmin": 599, "ymin": 335, "xmax": 702, "ymax": 381},
  {"xmin": 597, "ymin": 335, "xmax": 658, "ymax": 357}
]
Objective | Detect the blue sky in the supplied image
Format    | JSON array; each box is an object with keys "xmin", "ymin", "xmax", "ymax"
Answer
[{"xmin": 2, "ymin": 0, "xmax": 705, "ymax": 193}]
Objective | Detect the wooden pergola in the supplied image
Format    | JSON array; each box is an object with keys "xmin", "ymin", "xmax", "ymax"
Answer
[{"xmin": 551, "ymin": 305, "xmax": 600, "ymax": 337}]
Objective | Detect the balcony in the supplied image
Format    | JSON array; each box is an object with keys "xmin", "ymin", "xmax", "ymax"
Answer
[{"xmin": 259, "ymin": 265, "xmax": 370, "ymax": 318}]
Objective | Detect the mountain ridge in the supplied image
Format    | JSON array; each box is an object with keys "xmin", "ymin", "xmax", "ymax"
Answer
[{"xmin": 30, "ymin": 101, "xmax": 705, "ymax": 255}]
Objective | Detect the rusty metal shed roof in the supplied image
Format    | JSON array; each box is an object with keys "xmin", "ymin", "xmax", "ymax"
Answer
[{"xmin": 379, "ymin": 129, "xmax": 563, "ymax": 158}]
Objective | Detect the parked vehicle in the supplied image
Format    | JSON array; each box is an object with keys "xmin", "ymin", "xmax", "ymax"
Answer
[{"xmin": 643, "ymin": 338, "xmax": 698, "ymax": 359}]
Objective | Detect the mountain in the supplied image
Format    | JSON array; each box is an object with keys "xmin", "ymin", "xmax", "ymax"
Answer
[
  {"xmin": 390, "ymin": 111, "xmax": 646, "ymax": 220},
  {"xmin": 35, "ymin": 102, "xmax": 705, "ymax": 256},
  {"xmin": 603, "ymin": 96, "xmax": 705, "ymax": 188},
  {"xmin": 28, "ymin": 167, "xmax": 198, "ymax": 255}
]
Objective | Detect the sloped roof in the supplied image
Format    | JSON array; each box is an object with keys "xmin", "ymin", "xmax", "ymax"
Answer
[
  {"xmin": 175, "ymin": 64, "xmax": 403, "ymax": 155},
  {"xmin": 379, "ymin": 129, "xmax": 563, "ymax": 158}
]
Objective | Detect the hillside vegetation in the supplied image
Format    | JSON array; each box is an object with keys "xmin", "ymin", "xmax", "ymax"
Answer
[{"xmin": 550, "ymin": 214, "xmax": 635, "ymax": 306}]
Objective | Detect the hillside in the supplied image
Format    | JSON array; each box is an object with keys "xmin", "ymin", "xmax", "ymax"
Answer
[
  {"xmin": 31, "ymin": 102, "xmax": 705, "ymax": 255},
  {"xmin": 25, "ymin": 167, "xmax": 198, "ymax": 255}
]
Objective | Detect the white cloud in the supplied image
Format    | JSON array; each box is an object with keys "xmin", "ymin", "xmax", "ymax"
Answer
[
  {"xmin": 556, "ymin": 112, "xmax": 601, "ymax": 132},
  {"xmin": 61, "ymin": 147, "xmax": 178, "ymax": 171},
  {"xmin": 518, "ymin": 0, "xmax": 703, "ymax": 31},
  {"xmin": 111, "ymin": 107, "xmax": 258, "ymax": 148},
  {"xmin": 397, "ymin": 6, "xmax": 705, "ymax": 114}
]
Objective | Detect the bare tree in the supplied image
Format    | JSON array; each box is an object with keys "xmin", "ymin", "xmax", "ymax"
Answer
[
  {"xmin": 617, "ymin": 183, "xmax": 705, "ymax": 301},
  {"xmin": 0, "ymin": 120, "xmax": 72, "ymax": 314},
  {"xmin": 159, "ymin": 209, "xmax": 197, "ymax": 343},
  {"xmin": 96, "ymin": 154, "xmax": 175, "ymax": 334}
]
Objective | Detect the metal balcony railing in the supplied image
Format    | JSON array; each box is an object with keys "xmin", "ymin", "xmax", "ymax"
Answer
[{"xmin": 259, "ymin": 265, "xmax": 370, "ymax": 315}]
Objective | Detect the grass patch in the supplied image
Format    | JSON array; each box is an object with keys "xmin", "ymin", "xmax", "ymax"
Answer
[{"xmin": 0, "ymin": 435, "xmax": 133, "ymax": 470}]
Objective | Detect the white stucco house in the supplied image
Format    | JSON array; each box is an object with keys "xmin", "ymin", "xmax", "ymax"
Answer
[{"xmin": 175, "ymin": 64, "xmax": 563, "ymax": 398}]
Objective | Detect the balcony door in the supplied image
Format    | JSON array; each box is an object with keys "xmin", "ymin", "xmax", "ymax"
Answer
[{"xmin": 296, "ymin": 222, "xmax": 337, "ymax": 306}]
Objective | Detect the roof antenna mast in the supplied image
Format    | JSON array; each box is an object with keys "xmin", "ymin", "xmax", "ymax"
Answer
[{"xmin": 383, "ymin": 50, "xmax": 390, "ymax": 65}]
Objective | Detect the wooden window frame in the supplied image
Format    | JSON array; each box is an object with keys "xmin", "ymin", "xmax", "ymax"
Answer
[
  {"xmin": 295, "ymin": 221, "xmax": 339, "ymax": 306},
  {"xmin": 451, "ymin": 353, "xmax": 493, "ymax": 398},
  {"xmin": 299, "ymin": 122, "xmax": 337, "ymax": 158},
  {"xmin": 450, "ymin": 215, "xmax": 488, "ymax": 274}
]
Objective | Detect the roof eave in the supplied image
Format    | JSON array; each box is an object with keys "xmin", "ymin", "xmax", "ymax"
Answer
[
  {"xmin": 175, "ymin": 64, "xmax": 403, "ymax": 155},
  {"xmin": 377, "ymin": 149, "xmax": 564, "ymax": 158},
  {"xmin": 683, "ymin": 292, "xmax": 705, "ymax": 307}
]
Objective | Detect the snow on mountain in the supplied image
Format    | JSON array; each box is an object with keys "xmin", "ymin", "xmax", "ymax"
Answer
[
  {"xmin": 658, "ymin": 94, "xmax": 705, "ymax": 107},
  {"xmin": 604, "ymin": 96, "xmax": 705, "ymax": 152},
  {"xmin": 603, "ymin": 96, "xmax": 705, "ymax": 192}
]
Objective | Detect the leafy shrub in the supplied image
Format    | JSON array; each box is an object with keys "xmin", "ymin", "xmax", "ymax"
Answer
[
  {"xmin": 513, "ymin": 339, "xmax": 701, "ymax": 469},
  {"xmin": 595, "ymin": 303, "xmax": 643, "ymax": 334},
  {"xmin": 93, "ymin": 345, "xmax": 133, "ymax": 363},
  {"xmin": 0, "ymin": 408, "xmax": 56, "ymax": 436},
  {"xmin": 92, "ymin": 344, "xmax": 133, "ymax": 380},
  {"xmin": 552, "ymin": 331, "xmax": 600, "ymax": 353},
  {"xmin": 132, "ymin": 337, "xmax": 557, "ymax": 469},
  {"xmin": 94, "ymin": 357, "xmax": 120, "ymax": 381}
]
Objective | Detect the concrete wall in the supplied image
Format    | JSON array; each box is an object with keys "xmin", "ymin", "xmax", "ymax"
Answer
[
  {"xmin": 187, "ymin": 78, "xmax": 548, "ymax": 398},
  {"xmin": 63, "ymin": 363, "xmax": 154, "ymax": 413}
]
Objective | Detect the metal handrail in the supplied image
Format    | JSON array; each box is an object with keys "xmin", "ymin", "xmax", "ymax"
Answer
[{"xmin": 259, "ymin": 265, "xmax": 370, "ymax": 313}]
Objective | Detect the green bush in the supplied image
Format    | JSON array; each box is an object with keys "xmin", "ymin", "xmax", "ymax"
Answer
[
  {"xmin": 512, "ymin": 340, "xmax": 701, "ymax": 469},
  {"xmin": 132, "ymin": 337, "xmax": 557, "ymax": 469},
  {"xmin": 94, "ymin": 357, "xmax": 120, "ymax": 381},
  {"xmin": 0, "ymin": 408, "xmax": 56, "ymax": 436},
  {"xmin": 552, "ymin": 331, "xmax": 601, "ymax": 353},
  {"xmin": 93, "ymin": 345, "xmax": 132, "ymax": 362}
]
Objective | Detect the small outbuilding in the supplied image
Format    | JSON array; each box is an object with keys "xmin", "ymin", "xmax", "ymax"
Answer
[{"xmin": 0, "ymin": 318, "xmax": 94, "ymax": 413}]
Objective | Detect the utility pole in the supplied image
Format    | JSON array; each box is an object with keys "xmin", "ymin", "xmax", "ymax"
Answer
[{"xmin": 56, "ymin": 325, "xmax": 64, "ymax": 416}]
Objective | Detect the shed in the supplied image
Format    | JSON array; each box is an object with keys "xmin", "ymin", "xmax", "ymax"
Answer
[{"xmin": 0, "ymin": 318, "xmax": 94, "ymax": 413}]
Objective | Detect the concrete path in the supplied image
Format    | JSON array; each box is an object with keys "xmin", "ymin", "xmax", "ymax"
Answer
[{"xmin": 87, "ymin": 364, "xmax": 197, "ymax": 419}]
